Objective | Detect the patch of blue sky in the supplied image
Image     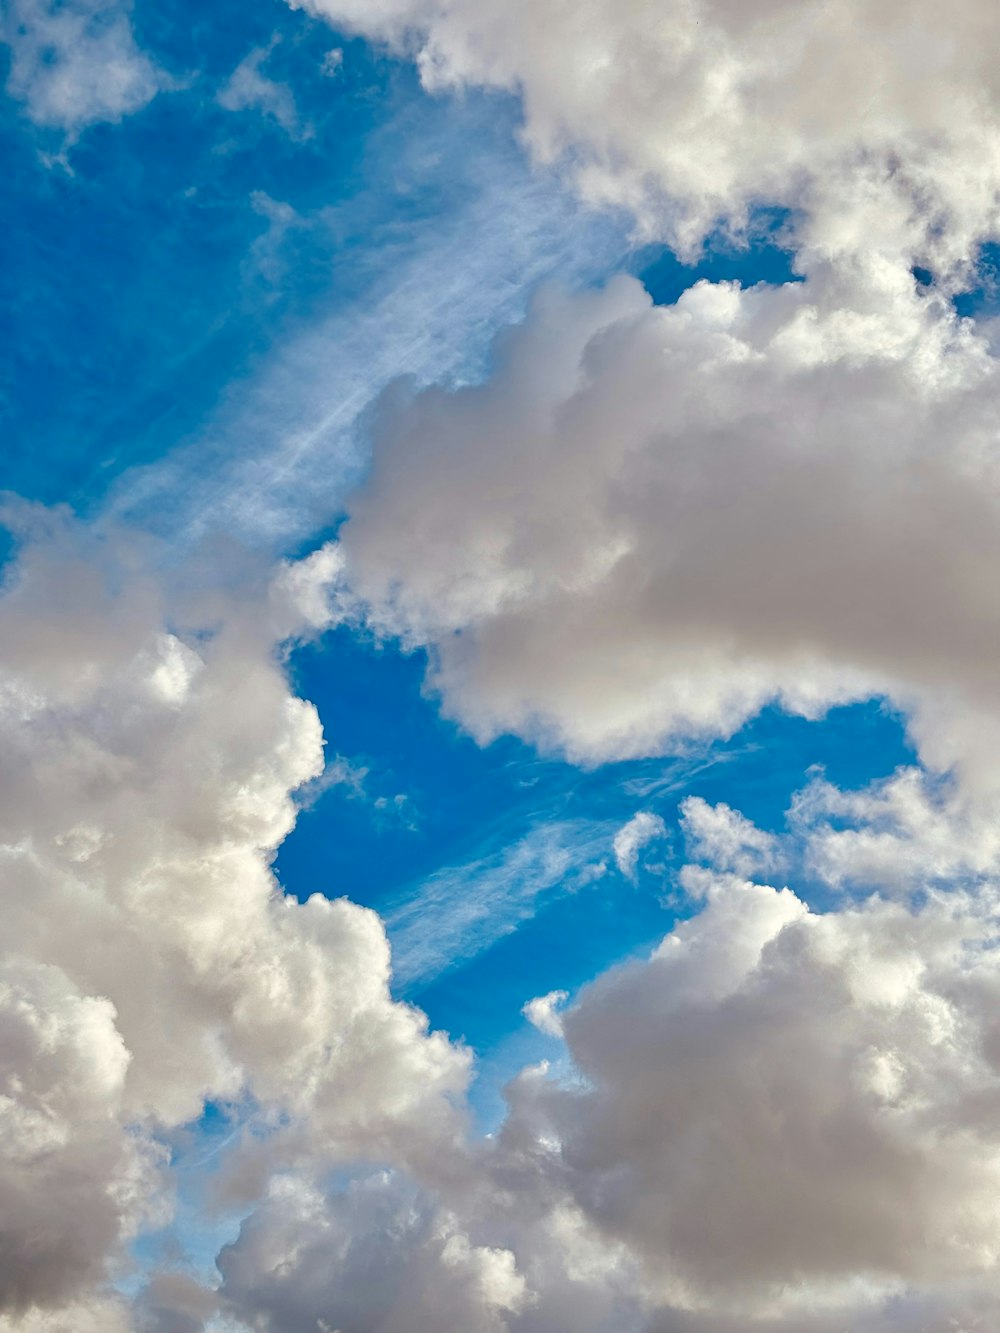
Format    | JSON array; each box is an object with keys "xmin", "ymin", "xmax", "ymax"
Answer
[
  {"xmin": 4, "ymin": 0, "xmax": 623, "ymax": 530},
  {"xmin": 279, "ymin": 626, "xmax": 916, "ymax": 1081},
  {"xmin": 953, "ymin": 240, "xmax": 1000, "ymax": 319},
  {"xmin": 630, "ymin": 205, "xmax": 801, "ymax": 306},
  {"xmin": 3, "ymin": 0, "xmax": 391, "ymax": 503}
]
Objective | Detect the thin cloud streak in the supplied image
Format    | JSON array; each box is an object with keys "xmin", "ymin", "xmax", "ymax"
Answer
[
  {"xmin": 386, "ymin": 819, "xmax": 615, "ymax": 988},
  {"xmin": 106, "ymin": 133, "xmax": 627, "ymax": 551}
]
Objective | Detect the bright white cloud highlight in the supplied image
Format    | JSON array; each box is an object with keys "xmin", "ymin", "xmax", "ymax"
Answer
[
  {"xmin": 680, "ymin": 796, "xmax": 779, "ymax": 877},
  {"xmin": 522, "ymin": 990, "xmax": 568, "ymax": 1039}
]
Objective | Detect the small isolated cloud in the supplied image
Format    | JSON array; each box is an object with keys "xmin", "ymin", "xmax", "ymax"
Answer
[
  {"xmin": 613, "ymin": 811, "xmax": 668, "ymax": 880},
  {"xmin": 2, "ymin": 0, "xmax": 165, "ymax": 134},
  {"xmin": 321, "ymin": 47, "xmax": 343, "ymax": 77},
  {"xmin": 680, "ymin": 796, "xmax": 780, "ymax": 877},
  {"xmin": 522, "ymin": 989, "xmax": 568, "ymax": 1038},
  {"xmin": 218, "ymin": 39, "xmax": 307, "ymax": 140}
]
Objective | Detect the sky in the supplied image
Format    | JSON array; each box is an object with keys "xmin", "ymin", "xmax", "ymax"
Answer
[{"xmin": 5, "ymin": 2, "xmax": 1000, "ymax": 1331}]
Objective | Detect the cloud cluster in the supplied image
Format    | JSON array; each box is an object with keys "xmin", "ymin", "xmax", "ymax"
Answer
[
  {"xmin": 218, "ymin": 1171, "xmax": 528, "ymax": 1333},
  {"xmin": 211, "ymin": 790, "xmax": 1000, "ymax": 1331},
  {"xmin": 335, "ymin": 266, "xmax": 1000, "ymax": 790},
  {"xmin": 0, "ymin": 513, "xmax": 468, "ymax": 1324},
  {"xmin": 2, "ymin": 0, "xmax": 165, "ymax": 134},
  {"xmin": 612, "ymin": 811, "xmax": 667, "ymax": 880},
  {"xmin": 500, "ymin": 867, "xmax": 1000, "ymax": 1316},
  {"xmin": 293, "ymin": 0, "xmax": 1000, "ymax": 269}
]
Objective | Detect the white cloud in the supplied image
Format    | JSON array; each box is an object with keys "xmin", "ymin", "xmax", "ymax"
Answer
[
  {"xmin": 498, "ymin": 870, "xmax": 1000, "ymax": 1319},
  {"xmin": 292, "ymin": 0, "xmax": 1000, "ymax": 273},
  {"xmin": 612, "ymin": 811, "xmax": 667, "ymax": 880},
  {"xmin": 218, "ymin": 40, "xmax": 306, "ymax": 140},
  {"xmin": 680, "ymin": 797, "xmax": 779, "ymax": 877},
  {"xmin": 2, "ymin": 0, "xmax": 165, "ymax": 134},
  {"xmin": 0, "ymin": 511, "xmax": 468, "ymax": 1322},
  {"xmin": 334, "ymin": 267, "xmax": 1000, "ymax": 794},
  {"xmin": 0, "ymin": 961, "xmax": 164, "ymax": 1315},
  {"xmin": 791, "ymin": 766, "xmax": 1000, "ymax": 895},
  {"xmin": 217, "ymin": 1172, "xmax": 528, "ymax": 1333},
  {"xmin": 522, "ymin": 990, "xmax": 568, "ymax": 1039}
]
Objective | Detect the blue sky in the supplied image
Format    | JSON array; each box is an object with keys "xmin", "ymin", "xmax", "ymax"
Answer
[{"xmin": 9, "ymin": 3, "xmax": 1000, "ymax": 1330}]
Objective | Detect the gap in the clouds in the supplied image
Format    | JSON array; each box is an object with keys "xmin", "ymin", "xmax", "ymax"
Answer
[
  {"xmin": 953, "ymin": 241, "xmax": 1000, "ymax": 319},
  {"xmin": 126, "ymin": 1099, "xmax": 250, "ymax": 1292},
  {"xmin": 631, "ymin": 207, "xmax": 801, "ymax": 305},
  {"xmin": 278, "ymin": 626, "xmax": 916, "ymax": 1120}
]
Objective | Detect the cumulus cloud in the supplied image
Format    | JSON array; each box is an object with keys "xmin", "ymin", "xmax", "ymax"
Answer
[
  {"xmin": 333, "ymin": 267, "xmax": 1000, "ymax": 791},
  {"xmin": 0, "ymin": 961, "xmax": 164, "ymax": 1315},
  {"xmin": 291, "ymin": 0, "xmax": 1000, "ymax": 272},
  {"xmin": 2, "ymin": 0, "xmax": 165, "ymax": 134},
  {"xmin": 522, "ymin": 990, "xmax": 568, "ymax": 1039},
  {"xmin": 497, "ymin": 867, "xmax": 1000, "ymax": 1320},
  {"xmin": 11, "ymin": 2, "xmax": 1000, "ymax": 1327},
  {"xmin": 0, "ymin": 510, "xmax": 468, "ymax": 1322},
  {"xmin": 790, "ymin": 765, "xmax": 1000, "ymax": 896},
  {"xmin": 218, "ymin": 1172, "xmax": 529, "ymax": 1333}
]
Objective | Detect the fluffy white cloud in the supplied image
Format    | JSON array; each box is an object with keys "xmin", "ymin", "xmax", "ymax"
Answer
[
  {"xmin": 0, "ymin": 510, "xmax": 468, "ymax": 1323},
  {"xmin": 522, "ymin": 990, "xmax": 568, "ymax": 1039},
  {"xmin": 680, "ymin": 797, "xmax": 779, "ymax": 878},
  {"xmin": 496, "ymin": 867, "xmax": 1000, "ymax": 1320},
  {"xmin": 2, "ymin": 0, "xmax": 165, "ymax": 134},
  {"xmin": 334, "ymin": 267, "xmax": 1000, "ymax": 789},
  {"xmin": 791, "ymin": 766, "xmax": 1000, "ymax": 894},
  {"xmin": 0, "ymin": 961, "xmax": 163, "ymax": 1315},
  {"xmin": 292, "ymin": 0, "xmax": 1000, "ymax": 269}
]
